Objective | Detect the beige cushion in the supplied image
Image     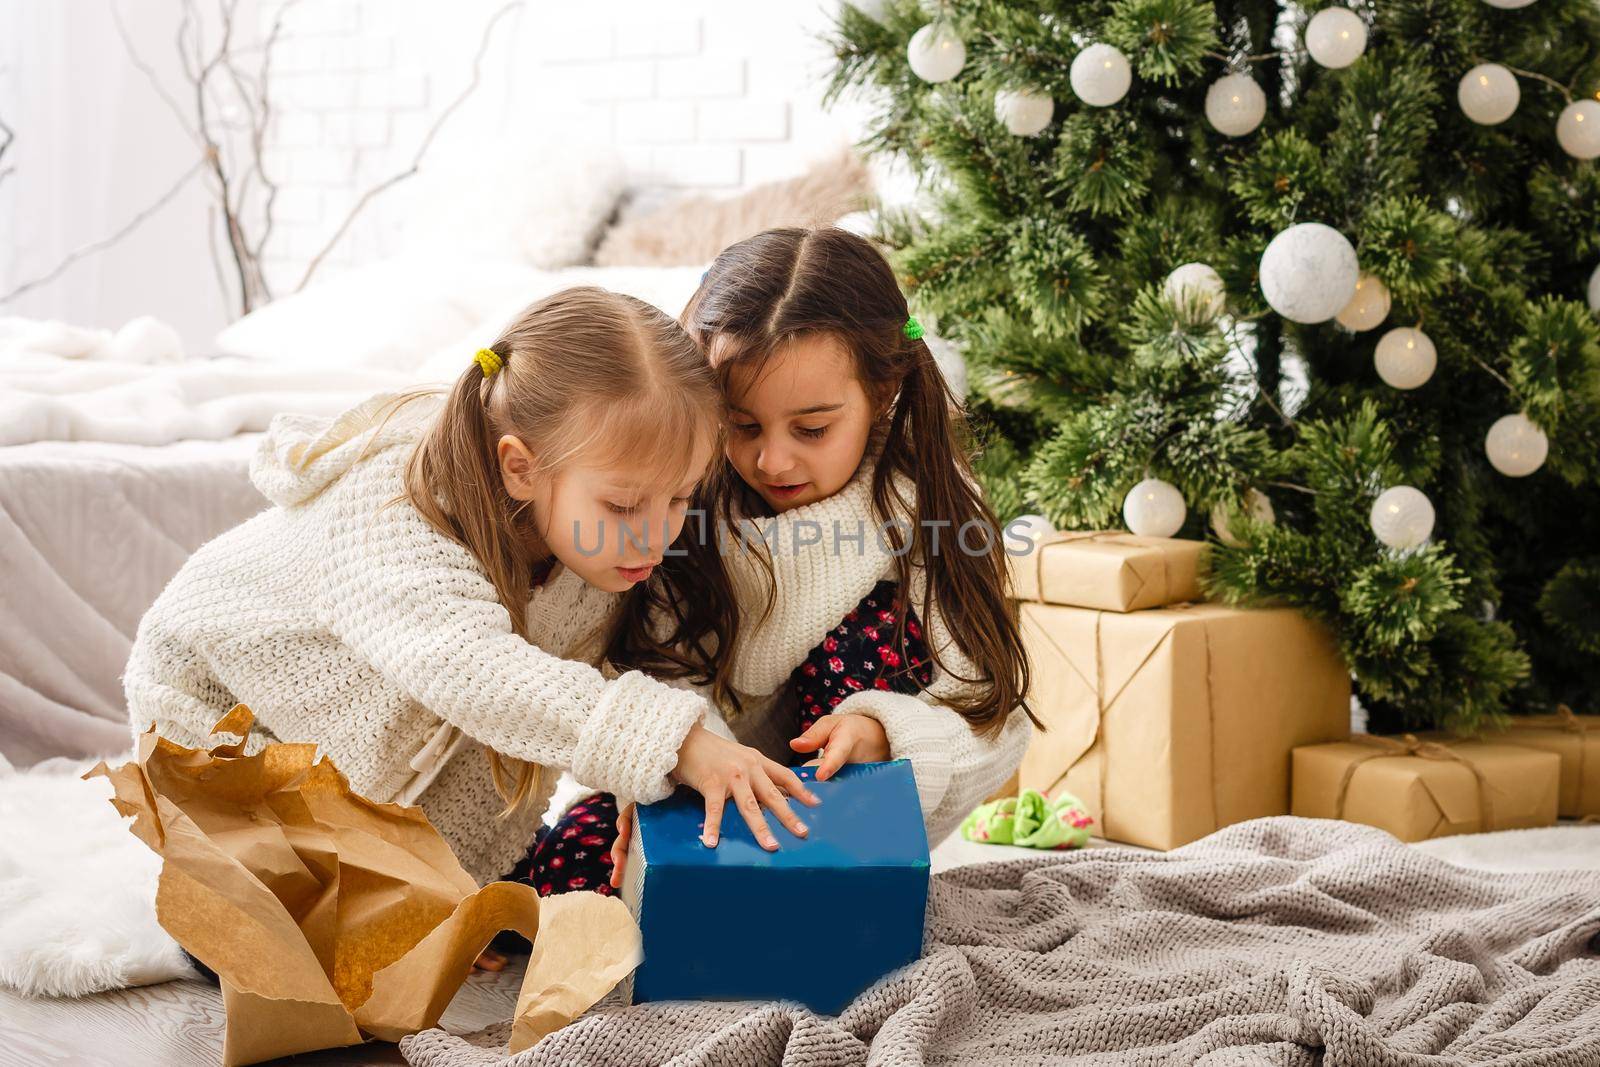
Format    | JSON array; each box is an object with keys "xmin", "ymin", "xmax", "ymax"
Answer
[{"xmin": 593, "ymin": 151, "xmax": 872, "ymax": 267}]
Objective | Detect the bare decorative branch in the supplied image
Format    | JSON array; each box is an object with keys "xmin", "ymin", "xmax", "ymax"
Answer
[
  {"xmin": 110, "ymin": 1, "xmax": 204, "ymax": 151},
  {"xmin": 0, "ymin": 113, "xmax": 15, "ymax": 190},
  {"xmin": 76, "ymin": 0, "xmax": 297, "ymax": 316},
  {"xmin": 0, "ymin": 156, "xmax": 207, "ymax": 305},
  {"xmin": 6, "ymin": 0, "xmax": 514, "ymax": 318},
  {"xmin": 295, "ymin": 0, "xmax": 522, "ymax": 292}
]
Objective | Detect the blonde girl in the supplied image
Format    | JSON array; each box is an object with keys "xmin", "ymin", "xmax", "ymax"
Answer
[{"xmin": 123, "ymin": 287, "xmax": 819, "ymax": 899}]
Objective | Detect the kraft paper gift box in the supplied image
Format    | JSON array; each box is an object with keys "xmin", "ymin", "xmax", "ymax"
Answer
[
  {"xmin": 90, "ymin": 705, "xmax": 641, "ymax": 1065},
  {"xmin": 1489, "ymin": 706, "xmax": 1600, "ymax": 818},
  {"xmin": 1008, "ymin": 531, "xmax": 1208, "ymax": 612},
  {"xmin": 620, "ymin": 759, "xmax": 929, "ymax": 1016},
  {"xmin": 1291, "ymin": 734, "xmax": 1561, "ymax": 842},
  {"xmin": 1017, "ymin": 601, "xmax": 1351, "ymax": 850}
]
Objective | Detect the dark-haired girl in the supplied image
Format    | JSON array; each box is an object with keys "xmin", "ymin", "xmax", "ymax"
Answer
[{"xmin": 525, "ymin": 228, "xmax": 1038, "ymax": 903}]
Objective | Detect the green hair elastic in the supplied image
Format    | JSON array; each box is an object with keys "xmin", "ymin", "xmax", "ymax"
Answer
[{"xmin": 903, "ymin": 316, "xmax": 925, "ymax": 340}]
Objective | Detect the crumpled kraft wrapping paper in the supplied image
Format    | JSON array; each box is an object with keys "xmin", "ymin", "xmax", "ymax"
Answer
[{"xmin": 87, "ymin": 705, "xmax": 640, "ymax": 1065}]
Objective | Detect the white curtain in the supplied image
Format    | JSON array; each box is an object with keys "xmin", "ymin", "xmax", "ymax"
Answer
[{"xmin": 0, "ymin": 0, "xmax": 236, "ymax": 352}]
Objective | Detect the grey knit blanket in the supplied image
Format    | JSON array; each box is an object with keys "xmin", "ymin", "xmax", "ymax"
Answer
[{"xmin": 400, "ymin": 817, "xmax": 1600, "ymax": 1066}]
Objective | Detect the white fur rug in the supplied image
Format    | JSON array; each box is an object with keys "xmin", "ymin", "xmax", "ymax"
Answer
[
  {"xmin": 0, "ymin": 754, "xmax": 195, "ymax": 996},
  {"xmin": 4, "ymin": 755, "xmax": 1598, "ymax": 1001}
]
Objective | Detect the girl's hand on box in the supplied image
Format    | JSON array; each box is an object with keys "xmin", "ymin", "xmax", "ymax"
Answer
[
  {"xmin": 789, "ymin": 714, "xmax": 891, "ymax": 781},
  {"xmin": 672, "ymin": 723, "xmax": 821, "ymax": 852},
  {"xmin": 609, "ymin": 803, "xmax": 635, "ymax": 889}
]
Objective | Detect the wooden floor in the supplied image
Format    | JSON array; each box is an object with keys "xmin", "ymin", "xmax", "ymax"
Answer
[{"xmin": 0, "ymin": 963, "xmax": 524, "ymax": 1067}]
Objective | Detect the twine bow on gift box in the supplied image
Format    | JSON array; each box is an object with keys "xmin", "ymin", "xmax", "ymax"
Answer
[
  {"xmin": 1553, "ymin": 704, "xmax": 1586, "ymax": 732},
  {"xmin": 1333, "ymin": 733, "xmax": 1496, "ymax": 830}
]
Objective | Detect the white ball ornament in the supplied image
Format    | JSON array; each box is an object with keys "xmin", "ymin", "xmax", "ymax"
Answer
[
  {"xmin": 1204, "ymin": 73, "xmax": 1267, "ymax": 137},
  {"xmin": 1007, "ymin": 514, "xmax": 1057, "ymax": 552},
  {"xmin": 1457, "ymin": 64, "xmax": 1520, "ymax": 125},
  {"xmin": 1588, "ymin": 262, "xmax": 1600, "ymax": 314},
  {"xmin": 1373, "ymin": 327, "xmax": 1437, "ymax": 390},
  {"xmin": 1481, "ymin": 0, "xmax": 1537, "ymax": 8},
  {"xmin": 1484, "ymin": 414, "xmax": 1549, "ymax": 477},
  {"xmin": 1070, "ymin": 44, "xmax": 1132, "ymax": 107},
  {"xmin": 1163, "ymin": 262, "xmax": 1227, "ymax": 318},
  {"xmin": 1210, "ymin": 489, "xmax": 1276, "ymax": 547},
  {"xmin": 1336, "ymin": 273, "xmax": 1391, "ymax": 332},
  {"xmin": 1259, "ymin": 222, "xmax": 1360, "ymax": 324},
  {"xmin": 1123, "ymin": 478, "xmax": 1187, "ymax": 538},
  {"xmin": 994, "ymin": 88, "xmax": 1054, "ymax": 136},
  {"xmin": 907, "ymin": 23, "xmax": 966, "ymax": 84},
  {"xmin": 1305, "ymin": 8, "xmax": 1367, "ymax": 70},
  {"xmin": 1370, "ymin": 486, "xmax": 1435, "ymax": 550},
  {"xmin": 1556, "ymin": 100, "xmax": 1600, "ymax": 160}
]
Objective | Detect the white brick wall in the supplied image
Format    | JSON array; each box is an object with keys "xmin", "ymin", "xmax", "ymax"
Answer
[
  {"xmin": 615, "ymin": 20, "xmax": 702, "ymax": 58},
  {"xmin": 616, "ymin": 100, "xmax": 698, "ymax": 144},
  {"xmin": 656, "ymin": 56, "xmax": 746, "ymax": 99},
  {"xmin": 699, "ymin": 99, "xmax": 791, "ymax": 143},
  {"xmin": 0, "ymin": 0, "xmax": 874, "ymax": 344},
  {"xmin": 247, "ymin": 0, "xmax": 862, "ymax": 294}
]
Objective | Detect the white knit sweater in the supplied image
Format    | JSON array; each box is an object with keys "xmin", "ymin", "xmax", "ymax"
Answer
[
  {"xmin": 124, "ymin": 395, "xmax": 718, "ymax": 884},
  {"xmin": 125, "ymin": 395, "xmax": 1027, "ymax": 883}
]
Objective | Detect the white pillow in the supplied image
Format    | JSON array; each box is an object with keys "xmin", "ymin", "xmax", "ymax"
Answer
[
  {"xmin": 217, "ymin": 138, "xmax": 628, "ymax": 371},
  {"xmin": 403, "ymin": 141, "xmax": 626, "ymax": 268},
  {"xmin": 215, "ymin": 255, "xmax": 545, "ymax": 371},
  {"xmin": 410, "ymin": 265, "xmax": 710, "ymax": 385}
]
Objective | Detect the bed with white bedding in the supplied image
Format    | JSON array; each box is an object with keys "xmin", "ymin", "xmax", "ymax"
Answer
[
  {"xmin": 0, "ymin": 261, "xmax": 708, "ymax": 768},
  {"xmin": 0, "ymin": 437, "xmax": 267, "ymax": 764}
]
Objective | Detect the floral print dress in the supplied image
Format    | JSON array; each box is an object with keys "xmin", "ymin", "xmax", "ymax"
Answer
[{"xmin": 502, "ymin": 580, "xmax": 934, "ymax": 917}]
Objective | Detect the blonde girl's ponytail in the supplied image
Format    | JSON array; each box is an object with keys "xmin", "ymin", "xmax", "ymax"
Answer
[{"xmin": 404, "ymin": 340, "xmax": 546, "ymax": 812}]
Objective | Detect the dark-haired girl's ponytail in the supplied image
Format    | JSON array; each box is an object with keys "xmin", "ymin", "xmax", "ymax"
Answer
[{"xmin": 875, "ymin": 333, "xmax": 1035, "ymax": 739}]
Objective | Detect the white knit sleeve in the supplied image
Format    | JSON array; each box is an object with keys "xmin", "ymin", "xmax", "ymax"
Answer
[
  {"xmin": 313, "ymin": 462, "xmax": 706, "ymax": 807},
  {"xmin": 829, "ymin": 574, "xmax": 1031, "ymax": 845},
  {"xmin": 834, "ymin": 691, "xmax": 1030, "ymax": 846},
  {"xmin": 723, "ymin": 466, "xmax": 899, "ymax": 697}
]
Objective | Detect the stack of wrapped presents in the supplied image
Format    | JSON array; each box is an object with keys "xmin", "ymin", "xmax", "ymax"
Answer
[{"xmin": 1006, "ymin": 531, "xmax": 1592, "ymax": 848}]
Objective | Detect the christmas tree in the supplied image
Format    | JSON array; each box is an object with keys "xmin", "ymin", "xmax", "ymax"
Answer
[{"xmin": 826, "ymin": 0, "xmax": 1600, "ymax": 733}]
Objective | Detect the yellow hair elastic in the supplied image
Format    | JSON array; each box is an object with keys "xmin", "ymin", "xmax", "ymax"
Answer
[{"xmin": 474, "ymin": 347, "xmax": 503, "ymax": 377}]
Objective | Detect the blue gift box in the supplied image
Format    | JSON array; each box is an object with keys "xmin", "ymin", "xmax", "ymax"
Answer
[{"xmin": 619, "ymin": 759, "xmax": 930, "ymax": 1015}]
